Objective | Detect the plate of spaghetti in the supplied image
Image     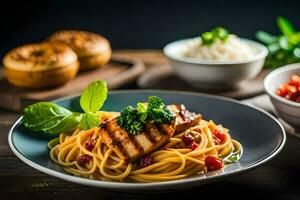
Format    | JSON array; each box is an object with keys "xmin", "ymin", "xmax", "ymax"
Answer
[{"xmin": 8, "ymin": 81, "xmax": 285, "ymax": 191}]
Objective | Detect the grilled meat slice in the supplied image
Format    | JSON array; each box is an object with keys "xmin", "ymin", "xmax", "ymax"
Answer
[
  {"xmin": 167, "ymin": 104, "xmax": 202, "ymax": 134},
  {"xmin": 99, "ymin": 104, "xmax": 200, "ymax": 161},
  {"xmin": 99, "ymin": 118, "xmax": 175, "ymax": 161}
]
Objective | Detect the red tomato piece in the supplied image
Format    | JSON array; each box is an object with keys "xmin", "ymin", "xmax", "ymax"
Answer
[
  {"xmin": 289, "ymin": 75, "xmax": 300, "ymax": 86},
  {"xmin": 212, "ymin": 130, "xmax": 226, "ymax": 144},
  {"xmin": 85, "ymin": 138, "xmax": 97, "ymax": 151},
  {"xmin": 276, "ymin": 75, "xmax": 300, "ymax": 103},
  {"xmin": 77, "ymin": 154, "xmax": 92, "ymax": 166},
  {"xmin": 188, "ymin": 142, "xmax": 198, "ymax": 150},
  {"xmin": 181, "ymin": 133, "xmax": 195, "ymax": 146},
  {"xmin": 205, "ymin": 156, "xmax": 223, "ymax": 171}
]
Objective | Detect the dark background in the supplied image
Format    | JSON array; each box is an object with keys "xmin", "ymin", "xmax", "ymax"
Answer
[{"xmin": 0, "ymin": 0, "xmax": 299, "ymax": 58}]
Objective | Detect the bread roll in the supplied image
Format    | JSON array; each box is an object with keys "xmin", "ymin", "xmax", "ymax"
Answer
[
  {"xmin": 3, "ymin": 43, "xmax": 79, "ymax": 89},
  {"xmin": 47, "ymin": 30, "xmax": 111, "ymax": 71}
]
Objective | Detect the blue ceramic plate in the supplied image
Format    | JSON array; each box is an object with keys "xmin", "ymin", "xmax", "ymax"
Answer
[{"xmin": 8, "ymin": 90, "xmax": 286, "ymax": 192}]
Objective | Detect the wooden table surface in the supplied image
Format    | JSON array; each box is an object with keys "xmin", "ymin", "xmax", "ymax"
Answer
[{"xmin": 1, "ymin": 50, "xmax": 300, "ymax": 200}]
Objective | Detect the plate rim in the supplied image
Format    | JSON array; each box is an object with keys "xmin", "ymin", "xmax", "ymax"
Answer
[{"xmin": 8, "ymin": 89, "xmax": 286, "ymax": 190}]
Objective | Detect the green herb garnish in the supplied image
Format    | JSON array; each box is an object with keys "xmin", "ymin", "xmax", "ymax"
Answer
[
  {"xmin": 22, "ymin": 80, "xmax": 107, "ymax": 134},
  {"xmin": 256, "ymin": 16, "xmax": 300, "ymax": 69},
  {"xmin": 80, "ymin": 80, "xmax": 107, "ymax": 113},
  {"xmin": 223, "ymin": 151, "xmax": 241, "ymax": 164},
  {"xmin": 117, "ymin": 96, "xmax": 175, "ymax": 135},
  {"xmin": 80, "ymin": 112, "xmax": 101, "ymax": 131},
  {"xmin": 117, "ymin": 106, "xmax": 144, "ymax": 135},
  {"xmin": 201, "ymin": 27, "xmax": 229, "ymax": 45},
  {"xmin": 146, "ymin": 96, "xmax": 175, "ymax": 124},
  {"xmin": 47, "ymin": 138, "xmax": 59, "ymax": 149}
]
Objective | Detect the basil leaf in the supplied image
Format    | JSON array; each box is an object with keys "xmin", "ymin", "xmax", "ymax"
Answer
[
  {"xmin": 80, "ymin": 112, "xmax": 100, "ymax": 130},
  {"xmin": 80, "ymin": 80, "xmax": 108, "ymax": 113},
  {"xmin": 277, "ymin": 16, "xmax": 295, "ymax": 37},
  {"xmin": 47, "ymin": 113, "xmax": 82, "ymax": 134},
  {"xmin": 22, "ymin": 102, "xmax": 72, "ymax": 134}
]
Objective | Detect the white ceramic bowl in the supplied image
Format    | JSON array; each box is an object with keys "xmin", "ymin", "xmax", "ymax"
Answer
[
  {"xmin": 163, "ymin": 38, "xmax": 268, "ymax": 89},
  {"xmin": 264, "ymin": 63, "xmax": 300, "ymax": 129}
]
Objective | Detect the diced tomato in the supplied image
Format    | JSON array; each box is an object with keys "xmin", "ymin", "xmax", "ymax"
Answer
[
  {"xmin": 276, "ymin": 75, "xmax": 300, "ymax": 103},
  {"xmin": 289, "ymin": 75, "xmax": 300, "ymax": 86},
  {"xmin": 85, "ymin": 138, "xmax": 97, "ymax": 151},
  {"xmin": 276, "ymin": 88, "xmax": 285, "ymax": 97},
  {"xmin": 76, "ymin": 154, "xmax": 92, "ymax": 166},
  {"xmin": 205, "ymin": 156, "xmax": 223, "ymax": 171},
  {"xmin": 181, "ymin": 133, "xmax": 195, "ymax": 146},
  {"xmin": 289, "ymin": 91, "xmax": 300, "ymax": 101},
  {"xmin": 188, "ymin": 142, "xmax": 198, "ymax": 150},
  {"xmin": 288, "ymin": 85, "xmax": 297, "ymax": 93},
  {"xmin": 212, "ymin": 130, "xmax": 226, "ymax": 144}
]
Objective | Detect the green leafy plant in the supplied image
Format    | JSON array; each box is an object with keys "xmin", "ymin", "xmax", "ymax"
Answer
[
  {"xmin": 22, "ymin": 80, "xmax": 107, "ymax": 134},
  {"xmin": 201, "ymin": 27, "xmax": 229, "ymax": 45},
  {"xmin": 256, "ymin": 16, "xmax": 300, "ymax": 69},
  {"xmin": 117, "ymin": 96, "xmax": 175, "ymax": 135}
]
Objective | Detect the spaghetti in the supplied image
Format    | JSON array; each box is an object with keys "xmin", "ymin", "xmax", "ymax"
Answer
[{"xmin": 50, "ymin": 112, "xmax": 242, "ymax": 183}]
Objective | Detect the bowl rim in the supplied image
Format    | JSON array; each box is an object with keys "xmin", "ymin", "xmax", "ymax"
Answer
[
  {"xmin": 264, "ymin": 63, "xmax": 300, "ymax": 108},
  {"xmin": 163, "ymin": 38, "xmax": 268, "ymax": 66}
]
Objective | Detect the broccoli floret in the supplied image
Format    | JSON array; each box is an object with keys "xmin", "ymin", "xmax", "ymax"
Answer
[
  {"xmin": 117, "ymin": 106, "xmax": 143, "ymax": 135},
  {"xmin": 117, "ymin": 96, "xmax": 175, "ymax": 135},
  {"xmin": 147, "ymin": 96, "xmax": 175, "ymax": 124},
  {"xmin": 147, "ymin": 96, "xmax": 164, "ymax": 110}
]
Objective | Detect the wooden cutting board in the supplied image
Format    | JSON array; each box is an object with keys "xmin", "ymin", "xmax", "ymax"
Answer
[
  {"xmin": 138, "ymin": 64, "xmax": 269, "ymax": 99},
  {"xmin": 0, "ymin": 55, "xmax": 145, "ymax": 111}
]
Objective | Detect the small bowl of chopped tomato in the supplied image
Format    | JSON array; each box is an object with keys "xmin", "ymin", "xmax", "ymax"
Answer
[{"xmin": 264, "ymin": 63, "xmax": 300, "ymax": 129}]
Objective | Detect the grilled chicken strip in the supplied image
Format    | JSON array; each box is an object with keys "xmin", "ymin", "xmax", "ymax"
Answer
[
  {"xmin": 100, "ymin": 119, "xmax": 175, "ymax": 161},
  {"xmin": 99, "ymin": 104, "xmax": 201, "ymax": 161}
]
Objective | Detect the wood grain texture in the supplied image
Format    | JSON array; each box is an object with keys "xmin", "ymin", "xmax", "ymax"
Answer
[
  {"xmin": 1, "ymin": 50, "xmax": 300, "ymax": 200},
  {"xmin": 0, "ymin": 55, "xmax": 145, "ymax": 111}
]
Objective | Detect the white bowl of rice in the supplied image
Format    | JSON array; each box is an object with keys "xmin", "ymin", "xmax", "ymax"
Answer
[{"xmin": 163, "ymin": 34, "xmax": 268, "ymax": 89}]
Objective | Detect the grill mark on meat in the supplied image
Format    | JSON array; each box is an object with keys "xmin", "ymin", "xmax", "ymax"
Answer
[
  {"xmin": 144, "ymin": 126, "xmax": 157, "ymax": 143},
  {"xmin": 128, "ymin": 133, "xmax": 144, "ymax": 154},
  {"xmin": 156, "ymin": 124, "xmax": 168, "ymax": 136},
  {"xmin": 104, "ymin": 125, "xmax": 128, "ymax": 160},
  {"xmin": 145, "ymin": 122, "xmax": 162, "ymax": 141}
]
